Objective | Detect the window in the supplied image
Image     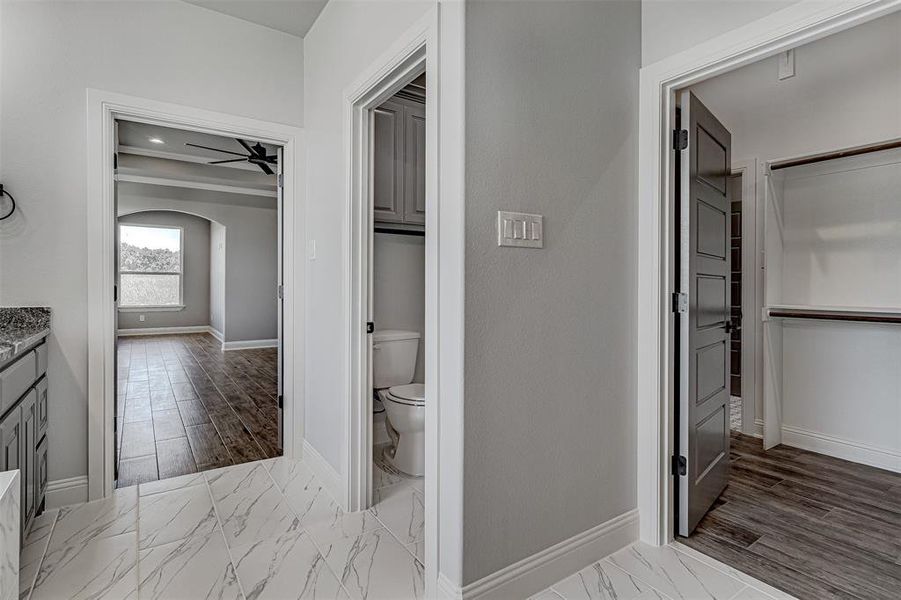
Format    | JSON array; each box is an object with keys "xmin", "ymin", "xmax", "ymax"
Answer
[{"xmin": 118, "ymin": 224, "xmax": 183, "ymax": 308}]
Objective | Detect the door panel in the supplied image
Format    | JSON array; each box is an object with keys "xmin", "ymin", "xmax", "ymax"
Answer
[
  {"xmin": 678, "ymin": 90, "xmax": 732, "ymax": 537},
  {"xmin": 403, "ymin": 101, "xmax": 426, "ymax": 225},
  {"xmin": 113, "ymin": 120, "xmax": 120, "ymax": 485},
  {"xmin": 372, "ymin": 100, "xmax": 405, "ymax": 223}
]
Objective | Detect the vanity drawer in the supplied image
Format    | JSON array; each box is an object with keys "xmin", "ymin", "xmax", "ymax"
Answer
[
  {"xmin": 36, "ymin": 377, "xmax": 48, "ymax": 441},
  {"xmin": 35, "ymin": 342, "xmax": 48, "ymax": 379},
  {"xmin": 0, "ymin": 350, "xmax": 36, "ymax": 416}
]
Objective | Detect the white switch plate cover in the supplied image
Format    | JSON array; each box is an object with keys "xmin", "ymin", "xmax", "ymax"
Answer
[
  {"xmin": 497, "ymin": 211, "xmax": 543, "ymax": 248},
  {"xmin": 778, "ymin": 49, "xmax": 795, "ymax": 80}
]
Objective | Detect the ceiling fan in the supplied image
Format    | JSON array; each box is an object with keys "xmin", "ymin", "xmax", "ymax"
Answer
[{"xmin": 185, "ymin": 138, "xmax": 277, "ymax": 175}]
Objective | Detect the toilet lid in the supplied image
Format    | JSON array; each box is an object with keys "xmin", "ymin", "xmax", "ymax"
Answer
[{"xmin": 388, "ymin": 383, "xmax": 425, "ymax": 404}]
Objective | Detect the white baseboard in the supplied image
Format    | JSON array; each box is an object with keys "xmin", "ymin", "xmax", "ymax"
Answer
[
  {"xmin": 301, "ymin": 439, "xmax": 343, "ymax": 505},
  {"xmin": 222, "ymin": 338, "xmax": 278, "ymax": 351},
  {"xmin": 459, "ymin": 509, "xmax": 639, "ymax": 600},
  {"xmin": 208, "ymin": 327, "xmax": 224, "ymax": 343},
  {"xmin": 436, "ymin": 572, "xmax": 464, "ymax": 600},
  {"xmin": 117, "ymin": 325, "xmax": 212, "ymax": 337},
  {"xmin": 782, "ymin": 425, "xmax": 901, "ymax": 474},
  {"xmin": 45, "ymin": 476, "xmax": 88, "ymax": 509}
]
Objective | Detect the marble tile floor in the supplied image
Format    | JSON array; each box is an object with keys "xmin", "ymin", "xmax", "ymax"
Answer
[
  {"xmin": 20, "ymin": 456, "xmax": 424, "ymax": 600},
  {"xmin": 532, "ymin": 541, "xmax": 796, "ymax": 600},
  {"xmin": 19, "ymin": 452, "xmax": 786, "ymax": 600}
]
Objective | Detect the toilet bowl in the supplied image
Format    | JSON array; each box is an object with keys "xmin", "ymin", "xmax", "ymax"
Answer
[{"xmin": 378, "ymin": 383, "xmax": 425, "ymax": 476}]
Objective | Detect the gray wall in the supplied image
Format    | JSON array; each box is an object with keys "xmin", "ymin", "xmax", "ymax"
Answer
[
  {"xmin": 463, "ymin": 0, "xmax": 640, "ymax": 583},
  {"xmin": 0, "ymin": 1, "xmax": 301, "ymax": 484},
  {"xmin": 210, "ymin": 221, "xmax": 226, "ymax": 336},
  {"xmin": 641, "ymin": 0, "xmax": 801, "ymax": 66},
  {"xmin": 117, "ymin": 182, "xmax": 278, "ymax": 343},
  {"xmin": 373, "ymin": 232, "xmax": 425, "ymax": 382},
  {"xmin": 117, "ymin": 210, "xmax": 211, "ymax": 330}
]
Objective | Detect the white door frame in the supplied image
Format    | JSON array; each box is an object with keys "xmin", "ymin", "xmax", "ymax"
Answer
[
  {"xmin": 637, "ymin": 0, "xmax": 901, "ymax": 545},
  {"xmin": 86, "ymin": 89, "xmax": 305, "ymax": 500},
  {"xmin": 730, "ymin": 158, "xmax": 761, "ymax": 437},
  {"xmin": 343, "ymin": 5, "xmax": 467, "ymax": 596}
]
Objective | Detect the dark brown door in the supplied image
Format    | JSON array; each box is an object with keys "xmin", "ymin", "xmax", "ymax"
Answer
[{"xmin": 678, "ymin": 91, "xmax": 732, "ymax": 536}]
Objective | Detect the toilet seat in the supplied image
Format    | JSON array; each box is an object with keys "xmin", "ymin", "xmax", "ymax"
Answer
[{"xmin": 386, "ymin": 383, "xmax": 425, "ymax": 406}]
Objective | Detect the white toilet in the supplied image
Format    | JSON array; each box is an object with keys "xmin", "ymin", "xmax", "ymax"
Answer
[{"xmin": 373, "ymin": 329, "xmax": 425, "ymax": 476}]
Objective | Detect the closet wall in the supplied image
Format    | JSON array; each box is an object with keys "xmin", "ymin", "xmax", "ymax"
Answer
[{"xmin": 690, "ymin": 12, "xmax": 901, "ymax": 467}]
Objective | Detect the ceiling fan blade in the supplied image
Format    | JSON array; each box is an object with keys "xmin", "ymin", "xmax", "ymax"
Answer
[
  {"xmin": 258, "ymin": 162, "xmax": 275, "ymax": 176},
  {"xmin": 235, "ymin": 138, "xmax": 255, "ymax": 154},
  {"xmin": 208, "ymin": 158, "xmax": 247, "ymax": 165},
  {"xmin": 185, "ymin": 143, "xmax": 247, "ymax": 157}
]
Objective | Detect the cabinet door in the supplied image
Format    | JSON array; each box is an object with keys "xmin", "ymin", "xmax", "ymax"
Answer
[
  {"xmin": 372, "ymin": 100, "xmax": 405, "ymax": 223},
  {"xmin": 0, "ymin": 407, "xmax": 20, "ymax": 474},
  {"xmin": 403, "ymin": 101, "xmax": 426, "ymax": 225},
  {"xmin": 0, "ymin": 405, "xmax": 21, "ymax": 529},
  {"xmin": 36, "ymin": 436, "xmax": 48, "ymax": 513},
  {"xmin": 21, "ymin": 389, "xmax": 36, "ymax": 525},
  {"xmin": 36, "ymin": 377, "xmax": 48, "ymax": 441}
]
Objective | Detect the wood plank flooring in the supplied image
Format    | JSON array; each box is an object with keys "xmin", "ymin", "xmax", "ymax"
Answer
[
  {"xmin": 115, "ymin": 333, "xmax": 280, "ymax": 487},
  {"xmin": 681, "ymin": 431, "xmax": 901, "ymax": 600}
]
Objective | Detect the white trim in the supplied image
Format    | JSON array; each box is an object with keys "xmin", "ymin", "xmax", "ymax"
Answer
[
  {"xmin": 782, "ymin": 425, "xmax": 901, "ymax": 473},
  {"xmin": 208, "ymin": 327, "xmax": 224, "ymax": 343},
  {"xmin": 637, "ymin": 0, "xmax": 901, "ymax": 547},
  {"xmin": 301, "ymin": 439, "xmax": 343, "ymax": 503},
  {"xmin": 731, "ymin": 159, "xmax": 760, "ymax": 437},
  {"xmin": 117, "ymin": 325, "xmax": 211, "ymax": 336},
  {"xmin": 338, "ymin": 5, "xmax": 466, "ymax": 596},
  {"xmin": 45, "ymin": 476, "xmax": 89, "ymax": 509},
  {"xmin": 87, "ymin": 89, "xmax": 305, "ymax": 503},
  {"xmin": 118, "ymin": 305, "xmax": 185, "ymax": 313},
  {"xmin": 436, "ymin": 573, "xmax": 464, "ymax": 600},
  {"xmin": 115, "ymin": 173, "xmax": 276, "ymax": 198},
  {"xmin": 459, "ymin": 510, "xmax": 639, "ymax": 600},
  {"xmin": 118, "ymin": 144, "xmax": 264, "ymax": 172},
  {"xmin": 222, "ymin": 338, "xmax": 278, "ymax": 351}
]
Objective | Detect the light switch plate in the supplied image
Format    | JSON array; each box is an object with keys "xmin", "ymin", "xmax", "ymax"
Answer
[{"xmin": 497, "ymin": 211, "xmax": 543, "ymax": 248}]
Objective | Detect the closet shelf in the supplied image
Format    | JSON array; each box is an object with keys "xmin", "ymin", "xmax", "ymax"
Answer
[{"xmin": 765, "ymin": 304, "xmax": 901, "ymax": 324}]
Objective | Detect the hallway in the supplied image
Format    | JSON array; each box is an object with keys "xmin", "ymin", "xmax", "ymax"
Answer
[{"xmin": 116, "ymin": 333, "xmax": 280, "ymax": 487}]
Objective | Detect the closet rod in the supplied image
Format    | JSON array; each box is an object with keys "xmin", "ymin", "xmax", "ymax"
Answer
[
  {"xmin": 770, "ymin": 138, "xmax": 901, "ymax": 171},
  {"xmin": 768, "ymin": 310, "xmax": 901, "ymax": 324}
]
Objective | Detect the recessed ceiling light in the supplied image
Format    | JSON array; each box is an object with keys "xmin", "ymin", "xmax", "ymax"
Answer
[{"xmin": 148, "ymin": 137, "xmax": 165, "ymax": 144}]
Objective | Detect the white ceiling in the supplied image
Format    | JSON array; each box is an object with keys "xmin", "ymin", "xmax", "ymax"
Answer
[
  {"xmin": 182, "ymin": 0, "xmax": 328, "ymax": 38},
  {"xmin": 118, "ymin": 121, "xmax": 279, "ymax": 174}
]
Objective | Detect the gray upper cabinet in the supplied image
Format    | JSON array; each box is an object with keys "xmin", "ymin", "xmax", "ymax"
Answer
[
  {"xmin": 373, "ymin": 100, "xmax": 405, "ymax": 224},
  {"xmin": 403, "ymin": 102, "xmax": 426, "ymax": 225},
  {"xmin": 374, "ymin": 95, "xmax": 425, "ymax": 229}
]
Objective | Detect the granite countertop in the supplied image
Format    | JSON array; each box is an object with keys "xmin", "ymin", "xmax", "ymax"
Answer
[{"xmin": 0, "ymin": 307, "xmax": 51, "ymax": 364}]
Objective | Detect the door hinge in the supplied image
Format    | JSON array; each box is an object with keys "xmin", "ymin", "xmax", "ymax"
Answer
[
  {"xmin": 114, "ymin": 284, "xmax": 118, "ymax": 303},
  {"xmin": 366, "ymin": 321, "xmax": 374, "ymax": 334},
  {"xmin": 277, "ymin": 284, "xmax": 283, "ymax": 299},
  {"xmin": 671, "ymin": 292, "xmax": 688, "ymax": 314},
  {"xmin": 673, "ymin": 129, "xmax": 688, "ymax": 151},
  {"xmin": 672, "ymin": 455, "xmax": 687, "ymax": 476},
  {"xmin": 278, "ymin": 395, "xmax": 284, "ymax": 409},
  {"xmin": 277, "ymin": 173, "xmax": 284, "ymax": 187}
]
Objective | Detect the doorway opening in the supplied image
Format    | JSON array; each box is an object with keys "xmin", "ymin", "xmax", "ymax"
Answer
[
  {"xmin": 369, "ymin": 73, "xmax": 427, "ymax": 517},
  {"xmin": 668, "ymin": 11, "xmax": 901, "ymax": 598},
  {"xmin": 112, "ymin": 121, "xmax": 285, "ymax": 488}
]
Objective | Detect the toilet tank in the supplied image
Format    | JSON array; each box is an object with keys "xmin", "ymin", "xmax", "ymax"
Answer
[{"xmin": 372, "ymin": 330, "xmax": 420, "ymax": 389}]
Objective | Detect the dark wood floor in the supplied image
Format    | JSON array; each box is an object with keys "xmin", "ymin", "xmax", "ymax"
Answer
[
  {"xmin": 681, "ymin": 431, "xmax": 901, "ymax": 600},
  {"xmin": 116, "ymin": 333, "xmax": 280, "ymax": 488}
]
